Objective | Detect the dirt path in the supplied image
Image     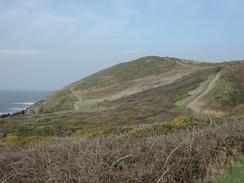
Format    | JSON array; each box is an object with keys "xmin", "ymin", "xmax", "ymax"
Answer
[
  {"xmin": 187, "ymin": 72, "xmax": 222, "ymax": 115},
  {"xmin": 71, "ymin": 87, "xmax": 82, "ymax": 110}
]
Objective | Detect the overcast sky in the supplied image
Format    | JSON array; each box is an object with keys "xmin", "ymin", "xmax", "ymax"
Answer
[{"xmin": 0, "ymin": 0, "xmax": 244, "ymax": 90}]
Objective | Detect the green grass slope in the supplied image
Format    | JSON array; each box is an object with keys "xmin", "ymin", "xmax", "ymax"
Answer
[{"xmin": 219, "ymin": 158, "xmax": 244, "ymax": 183}]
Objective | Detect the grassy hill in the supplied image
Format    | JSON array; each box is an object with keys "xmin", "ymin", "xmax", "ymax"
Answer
[
  {"xmin": 0, "ymin": 56, "xmax": 244, "ymax": 183},
  {"xmin": 28, "ymin": 56, "xmax": 244, "ymax": 118},
  {"xmin": 28, "ymin": 56, "xmax": 214, "ymax": 113}
]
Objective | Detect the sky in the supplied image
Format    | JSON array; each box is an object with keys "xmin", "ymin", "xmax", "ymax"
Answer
[{"xmin": 0, "ymin": 0, "xmax": 244, "ymax": 90}]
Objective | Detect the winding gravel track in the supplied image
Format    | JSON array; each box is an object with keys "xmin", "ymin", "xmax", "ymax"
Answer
[
  {"xmin": 187, "ymin": 72, "xmax": 221, "ymax": 114},
  {"xmin": 70, "ymin": 87, "xmax": 82, "ymax": 110}
]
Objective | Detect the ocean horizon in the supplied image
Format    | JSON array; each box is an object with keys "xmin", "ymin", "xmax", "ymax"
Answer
[{"xmin": 0, "ymin": 90, "xmax": 51, "ymax": 115}]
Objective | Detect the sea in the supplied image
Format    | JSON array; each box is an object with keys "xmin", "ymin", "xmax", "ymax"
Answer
[{"xmin": 0, "ymin": 90, "xmax": 51, "ymax": 115}]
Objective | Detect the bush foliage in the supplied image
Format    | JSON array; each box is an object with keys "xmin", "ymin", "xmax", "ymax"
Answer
[{"xmin": 3, "ymin": 135, "xmax": 49, "ymax": 146}]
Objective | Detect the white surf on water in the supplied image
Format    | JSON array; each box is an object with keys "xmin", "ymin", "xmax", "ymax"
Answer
[
  {"xmin": 8, "ymin": 103, "xmax": 35, "ymax": 114},
  {"xmin": 0, "ymin": 90, "xmax": 50, "ymax": 115},
  {"xmin": 12, "ymin": 102, "xmax": 34, "ymax": 105}
]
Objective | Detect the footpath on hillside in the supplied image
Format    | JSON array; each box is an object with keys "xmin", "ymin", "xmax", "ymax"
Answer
[
  {"xmin": 70, "ymin": 87, "xmax": 82, "ymax": 110},
  {"xmin": 187, "ymin": 71, "xmax": 224, "ymax": 116}
]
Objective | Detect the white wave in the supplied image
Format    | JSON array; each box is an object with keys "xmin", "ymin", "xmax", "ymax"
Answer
[
  {"xmin": 12, "ymin": 102, "xmax": 34, "ymax": 105},
  {"xmin": 8, "ymin": 108, "xmax": 25, "ymax": 111}
]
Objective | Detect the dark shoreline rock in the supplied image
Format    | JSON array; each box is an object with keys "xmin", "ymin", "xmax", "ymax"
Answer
[
  {"xmin": 0, "ymin": 113, "xmax": 11, "ymax": 118},
  {"xmin": 0, "ymin": 110, "xmax": 26, "ymax": 118}
]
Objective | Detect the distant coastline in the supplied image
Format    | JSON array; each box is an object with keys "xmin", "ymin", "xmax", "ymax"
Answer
[{"xmin": 0, "ymin": 90, "xmax": 50, "ymax": 116}]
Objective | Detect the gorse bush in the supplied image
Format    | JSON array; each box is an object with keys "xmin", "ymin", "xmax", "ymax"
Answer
[
  {"xmin": 127, "ymin": 116, "xmax": 203, "ymax": 139},
  {"xmin": 127, "ymin": 123, "xmax": 173, "ymax": 138},
  {"xmin": 79, "ymin": 127, "xmax": 132, "ymax": 139},
  {"xmin": 3, "ymin": 135, "xmax": 49, "ymax": 146},
  {"xmin": 171, "ymin": 116, "xmax": 193, "ymax": 127}
]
